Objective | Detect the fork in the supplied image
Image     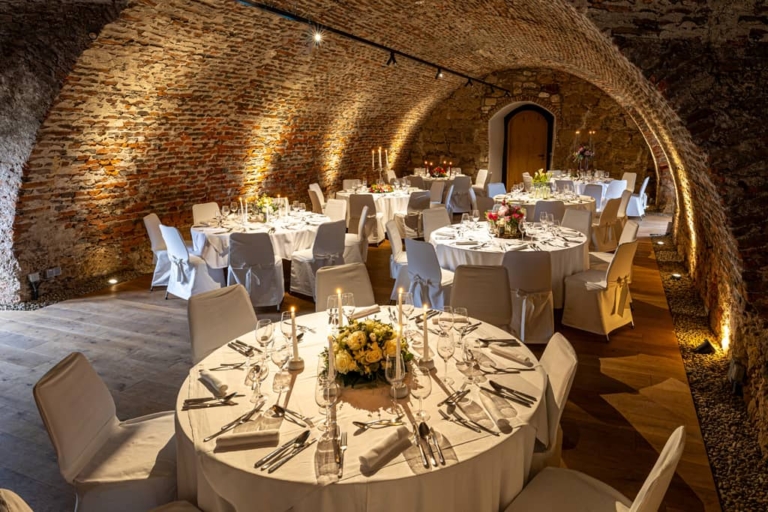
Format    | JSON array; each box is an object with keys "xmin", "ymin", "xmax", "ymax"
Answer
[{"xmin": 337, "ymin": 432, "xmax": 347, "ymax": 478}]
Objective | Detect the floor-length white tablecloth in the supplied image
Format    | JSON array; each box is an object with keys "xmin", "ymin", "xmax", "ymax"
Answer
[
  {"xmin": 176, "ymin": 308, "xmax": 546, "ymax": 512},
  {"xmin": 430, "ymin": 223, "xmax": 588, "ymax": 308},
  {"xmin": 334, "ymin": 191, "xmax": 410, "ymax": 226},
  {"xmin": 191, "ymin": 214, "xmax": 331, "ymax": 268},
  {"xmin": 493, "ymin": 194, "xmax": 596, "ymax": 222}
]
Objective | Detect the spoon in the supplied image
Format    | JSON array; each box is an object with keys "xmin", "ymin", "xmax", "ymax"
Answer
[
  {"xmin": 270, "ymin": 405, "xmax": 307, "ymax": 427},
  {"xmin": 352, "ymin": 418, "xmax": 404, "ymax": 430},
  {"xmin": 260, "ymin": 430, "xmax": 310, "ymax": 472}
]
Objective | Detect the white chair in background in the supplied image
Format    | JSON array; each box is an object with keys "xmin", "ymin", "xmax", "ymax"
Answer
[
  {"xmin": 554, "ymin": 179, "xmax": 574, "ymax": 193},
  {"xmin": 394, "ymin": 190, "xmax": 431, "ymax": 238},
  {"xmin": 429, "ymin": 181, "xmax": 446, "ymax": 206},
  {"xmin": 443, "ymin": 184, "xmax": 455, "ymax": 215},
  {"xmin": 385, "ymin": 220, "xmax": 409, "ymax": 301},
  {"xmin": 627, "ymin": 176, "xmax": 650, "ymax": 218},
  {"xmin": 308, "ymin": 189, "xmax": 324, "ymax": 214},
  {"xmin": 533, "ymin": 200, "xmax": 566, "ymax": 223},
  {"xmin": 487, "ymin": 182, "xmax": 507, "ymax": 199},
  {"xmin": 143, "ymin": 213, "xmax": 172, "ymax": 291},
  {"xmin": 344, "ymin": 206, "xmax": 370, "ymax": 264},
  {"xmin": 471, "ymin": 169, "xmax": 489, "ymax": 198},
  {"xmin": 448, "ymin": 175, "xmax": 472, "ymax": 213},
  {"xmin": 309, "ymin": 183, "xmax": 326, "ymax": 209},
  {"xmin": 422, "ymin": 207, "xmax": 451, "ymax": 243},
  {"xmin": 159, "ymin": 225, "xmax": 224, "ymax": 300},
  {"xmin": 451, "ymin": 265, "xmax": 512, "ymax": 329},
  {"xmin": 349, "ymin": 194, "xmax": 385, "ymax": 244},
  {"xmin": 192, "ymin": 202, "xmax": 220, "ymax": 225},
  {"xmin": 405, "ymin": 239, "xmax": 454, "ymax": 308},
  {"xmin": 324, "ymin": 198, "xmax": 347, "ymax": 223},
  {"xmin": 188, "ymin": 284, "xmax": 257, "ymax": 364},
  {"xmin": 562, "ymin": 209, "xmax": 592, "ymax": 239},
  {"xmin": 342, "ymin": 179, "xmax": 361, "ymax": 191},
  {"xmin": 34, "ymin": 352, "xmax": 177, "ymax": 512},
  {"xmin": 530, "ymin": 333, "xmax": 578, "ymax": 477},
  {"xmin": 591, "ymin": 197, "xmax": 621, "ymax": 252},
  {"xmin": 408, "ymin": 175, "xmax": 426, "ymax": 190},
  {"xmin": 227, "ymin": 233, "xmax": 284, "ymax": 309},
  {"xmin": 582, "ymin": 184, "xmax": 604, "ymax": 213},
  {"xmin": 505, "ymin": 426, "xmax": 686, "ymax": 512},
  {"xmin": 615, "ymin": 190, "xmax": 632, "ymax": 234},
  {"xmin": 621, "ymin": 172, "xmax": 637, "ymax": 193},
  {"xmin": 315, "ymin": 263, "xmax": 376, "ymax": 312},
  {"xmin": 549, "ymin": 170, "xmax": 563, "ymax": 178},
  {"xmin": 523, "ymin": 175, "xmax": 533, "ymax": 192},
  {"xmin": 385, "ymin": 169, "xmax": 397, "ymax": 184},
  {"xmin": 290, "ymin": 219, "xmax": 346, "ymax": 299},
  {"xmin": 469, "ymin": 189, "xmax": 496, "ymax": 217},
  {"xmin": 601, "ymin": 179, "xmax": 627, "ymax": 209},
  {"xmin": 590, "ymin": 220, "xmax": 639, "ymax": 273},
  {"xmin": 502, "ymin": 251, "xmax": 554, "ymax": 343},
  {"xmin": 562, "ymin": 240, "xmax": 638, "ymax": 340}
]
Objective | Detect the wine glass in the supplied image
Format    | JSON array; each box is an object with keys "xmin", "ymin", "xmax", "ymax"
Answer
[
  {"xmin": 548, "ymin": 213, "xmax": 556, "ymax": 233},
  {"xmin": 326, "ymin": 295, "xmax": 340, "ymax": 328},
  {"xmin": 230, "ymin": 201, "xmax": 239, "ymax": 216},
  {"xmin": 280, "ymin": 311, "xmax": 293, "ymax": 342},
  {"xmin": 452, "ymin": 306, "xmax": 468, "ymax": 348},
  {"xmin": 410, "ymin": 365, "xmax": 432, "ymax": 421},
  {"xmin": 341, "ymin": 293, "xmax": 355, "ymax": 325},
  {"xmin": 539, "ymin": 211, "xmax": 548, "ymax": 227},
  {"xmin": 247, "ymin": 363, "xmax": 269, "ymax": 403},
  {"xmin": 437, "ymin": 306, "xmax": 454, "ymax": 337},
  {"xmin": 221, "ymin": 205, "xmax": 230, "ymax": 220},
  {"xmin": 436, "ymin": 336, "xmax": 455, "ymax": 386},
  {"xmin": 461, "ymin": 213, "xmax": 470, "ymax": 227},
  {"xmin": 314, "ymin": 375, "xmax": 340, "ymax": 435},
  {"xmin": 385, "ymin": 354, "xmax": 406, "ymax": 415},
  {"xmin": 271, "ymin": 342, "xmax": 291, "ymax": 394},
  {"xmin": 471, "ymin": 209, "xmax": 480, "ymax": 228},
  {"xmin": 519, "ymin": 218, "xmax": 528, "ymax": 242},
  {"xmin": 255, "ymin": 319, "xmax": 274, "ymax": 353},
  {"xmin": 299, "ymin": 203, "xmax": 306, "ymax": 214}
]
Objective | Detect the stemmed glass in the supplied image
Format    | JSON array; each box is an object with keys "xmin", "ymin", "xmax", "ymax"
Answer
[
  {"xmin": 400, "ymin": 292, "xmax": 415, "ymax": 344},
  {"xmin": 255, "ymin": 319, "xmax": 274, "ymax": 354},
  {"xmin": 385, "ymin": 354, "xmax": 406, "ymax": 415},
  {"xmin": 246, "ymin": 362, "xmax": 269, "ymax": 403},
  {"xmin": 280, "ymin": 311, "xmax": 294, "ymax": 343},
  {"xmin": 314, "ymin": 375, "xmax": 340, "ymax": 435},
  {"xmin": 326, "ymin": 295, "xmax": 340, "ymax": 328},
  {"xmin": 230, "ymin": 201, "xmax": 239, "ymax": 217},
  {"xmin": 271, "ymin": 342, "xmax": 291, "ymax": 398},
  {"xmin": 341, "ymin": 293, "xmax": 355, "ymax": 325},
  {"xmin": 452, "ymin": 306, "xmax": 468, "ymax": 348},
  {"xmin": 471, "ymin": 209, "xmax": 480, "ymax": 228},
  {"xmin": 221, "ymin": 205, "xmax": 230, "ymax": 222},
  {"xmin": 299, "ymin": 203, "xmax": 307, "ymax": 215},
  {"xmin": 410, "ymin": 365, "xmax": 432, "ymax": 421},
  {"xmin": 437, "ymin": 307, "xmax": 454, "ymax": 338},
  {"xmin": 436, "ymin": 336, "xmax": 455, "ymax": 385}
]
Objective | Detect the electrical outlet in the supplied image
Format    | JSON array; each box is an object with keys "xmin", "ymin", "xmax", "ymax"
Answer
[
  {"xmin": 28, "ymin": 272, "xmax": 40, "ymax": 283},
  {"xmin": 53, "ymin": 266, "xmax": 61, "ymax": 277},
  {"xmin": 46, "ymin": 268, "xmax": 56, "ymax": 279}
]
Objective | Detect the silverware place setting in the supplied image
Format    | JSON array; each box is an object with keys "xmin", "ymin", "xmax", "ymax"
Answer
[
  {"xmin": 203, "ymin": 398, "xmax": 266, "ymax": 442},
  {"xmin": 255, "ymin": 430, "xmax": 310, "ymax": 470}
]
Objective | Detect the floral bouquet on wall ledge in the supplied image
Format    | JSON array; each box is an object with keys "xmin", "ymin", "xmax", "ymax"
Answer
[
  {"xmin": 486, "ymin": 201, "xmax": 525, "ymax": 239},
  {"xmin": 573, "ymin": 145, "xmax": 594, "ymax": 170},
  {"xmin": 430, "ymin": 166, "xmax": 447, "ymax": 178},
  {"xmin": 325, "ymin": 319, "xmax": 413, "ymax": 387},
  {"xmin": 369, "ymin": 183, "xmax": 394, "ymax": 194}
]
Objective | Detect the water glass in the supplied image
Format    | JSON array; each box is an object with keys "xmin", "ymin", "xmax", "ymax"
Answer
[
  {"xmin": 410, "ymin": 365, "xmax": 432, "ymax": 421},
  {"xmin": 247, "ymin": 363, "xmax": 269, "ymax": 403},
  {"xmin": 436, "ymin": 335, "xmax": 455, "ymax": 386},
  {"xmin": 341, "ymin": 293, "xmax": 355, "ymax": 325},
  {"xmin": 326, "ymin": 295, "xmax": 340, "ymax": 328},
  {"xmin": 280, "ymin": 311, "xmax": 293, "ymax": 342},
  {"xmin": 314, "ymin": 376, "xmax": 340, "ymax": 435},
  {"xmin": 437, "ymin": 307, "xmax": 454, "ymax": 337},
  {"xmin": 255, "ymin": 319, "xmax": 274, "ymax": 352},
  {"xmin": 385, "ymin": 354, "xmax": 406, "ymax": 415},
  {"xmin": 271, "ymin": 343, "xmax": 291, "ymax": 393},
  {"xmin": 471, "ymin": 209, "xmax": 480, "ymax": 227},
  {"xmin": 452, "ymin": 306, "xmax": 468, "ymax": 347},
  {"xmin": 230, "ymin": 201, "xmax": 239, "ymax": 216}
]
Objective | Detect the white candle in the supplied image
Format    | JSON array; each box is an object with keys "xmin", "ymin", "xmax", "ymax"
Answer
[
  {"xmin": 372, "ymin": 149, "xmax": 375, "ymax": 171},
  {"xmin": 422, "ymin": 304, "xmax": 429, "ymax": 359},
  {"xmin": 395, "ymin": 326, "xmax": 402, "ymax": 380},
  {"xmin": 328, "ymin": 336, "xmax": 335, "ymax": 381},
  {"xmin": 385, "ymin": 149, "xmax": 389, "ymax": 169},
  {"xmin": 378, "ymin": 147, "xmax": 382, "ymax": 169},
  {"xmin": 337, "ymin": 288, "xmax": 343, "ymax": 327},
  {"xmin": 291, "ymin": 307, "xmax": 298, "ymax": 359}
]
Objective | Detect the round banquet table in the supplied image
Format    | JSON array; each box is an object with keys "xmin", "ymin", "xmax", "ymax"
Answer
[
  {"xmin": 548, "ymin": 178, "xmax": 612, "ymax": 196},
  {"xmin": 430, "ymin": 222, "xmax": 588, "ymax": 308},
  {"xmin": 334, "ymin": 191, "xmax": 410, "ymax": 226},
  {"xmin": 175, "ymin": 308, "xmax": 548, "ymax": 512},
  {"xmin": 191, "ymin": 213, "xmax": 331, "ymax": 269},
  {"xmin": 493, "ymin": 193, "xmax": 596, "ymax": 222},
  {"xmin": 421, "ymin": 175, "xmax": 464, "ymax": 202}
]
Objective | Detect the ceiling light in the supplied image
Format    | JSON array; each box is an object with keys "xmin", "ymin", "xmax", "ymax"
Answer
[{"xmin": 435, "ymin": 68, "xmax": 443, "ymax": 79}]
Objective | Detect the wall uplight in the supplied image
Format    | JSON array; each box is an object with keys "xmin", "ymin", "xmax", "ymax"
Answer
[{"xmin": 108, "ymin": 278, "xmax": 118, "ymax": 285}]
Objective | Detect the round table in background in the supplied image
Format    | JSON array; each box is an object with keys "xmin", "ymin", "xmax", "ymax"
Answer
[{"xmin": 493, "ymin": 194, "xmax": 596, "ymax": 222}]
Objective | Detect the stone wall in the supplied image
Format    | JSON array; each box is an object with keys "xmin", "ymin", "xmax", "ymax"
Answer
[{"xmin": 409, "ymin": 68, "xmax": 659, "ymax": 204}]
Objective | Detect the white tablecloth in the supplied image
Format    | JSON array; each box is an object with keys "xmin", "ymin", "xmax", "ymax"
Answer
[
  {"xmin": 176, "ymin": 308, "xmax": 546, "ymax": 512},
  {"xmin": 550, "ymin": 179, "xmax": 612, "ymax": 196},
  {"xmin": 430, "ymin": 223, "xmax": 588, "ymax": 308},
  {"xmin": 335, "ymin": 191, "xmax": 410, "ymax": 226},
  {"xmin": 191, "ymin": 214, "xmax": 331, "ymax": 269},
  {"xmin": 493, "ymin": 194, "xmax": 596, "ymax": 222}
]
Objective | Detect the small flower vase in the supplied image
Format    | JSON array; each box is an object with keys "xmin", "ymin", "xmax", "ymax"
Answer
[{"xmin": 497, "ymin": 223, "xmax": 506, "ymax": 238}]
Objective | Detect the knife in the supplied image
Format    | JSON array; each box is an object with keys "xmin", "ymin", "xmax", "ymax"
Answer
[
  {"xmin": 430, "ymin": 427, "xmax": 445, "ymax": 465},
  {"xmin": 204, "ymin": 400, "xmax": 266, "ymax": 442},
  {"xmin": 438, "ymin": 409, "xmax": 481, "ymax": 433},
  {"xmin": 182, "ymin": 401, "xmax": 238, "ymax": 411},
  {"xmin": 418, "ymin": 422, "xmax": 437, "ymax": 467},
  {"xmin": 282, "ymin": 407, "xmax": 315, "ymax": 427},
  {"xmin": 437, "ymin": 388, "xmax": 469, "ymax": 407},
  {"xmin": 254, "ymin": 430, "xmax": 309, "ymax": 468},
  {"xmin": 484, "ymin": 385, "xmax": 533, "ymax": 407},
  {"xmin": 489, "ymin": 380, "xmax": 537, "ymax": 402},
  {"xmin": 411, "ymin": 422, "xmax": 430, "ymax": 468},
  {"xmin": 267, "ymin": 438, "xmax": 317, "ymax": 474}
]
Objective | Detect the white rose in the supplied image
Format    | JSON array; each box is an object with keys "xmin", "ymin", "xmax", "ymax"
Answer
[
  {"xmin": 335, "ymin": 351, "xmax": 357, "ymax": 374},
  {"xmin": 347, "ymin": 331, "xmax": 367, "ymax": 351}
]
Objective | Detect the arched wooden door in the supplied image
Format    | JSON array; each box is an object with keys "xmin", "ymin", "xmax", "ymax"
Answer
[{"xmin": 502, "ymin": 106, "xmax": 554, "ymax": 188}]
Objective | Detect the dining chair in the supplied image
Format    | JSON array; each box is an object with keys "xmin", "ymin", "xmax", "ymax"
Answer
[
  {"xmin": 309, "ymin": 183, "xmax": 326, "ymax": 208},
  {"xmin": 422, "ymin": 206, "xmax": 451, "ymax": 243},
  {"xmin": 342, "ymin": 179, "xmax": 361, "ymax": 190},
  {"xmin": 408, "ymin": 175, "xmax": 426, "ymax": 190},
  {"xmin": 159, "ymin": 225, "xmax": 225, "ymax": 300},
  {"xmin": 34, "ymin": 352, "xmax": 178, "ymax": 512},
  {"xmin": 529, "ymin": 333, "xmax": 578, "ymax": 477},
  {"xmin": 192, "ymin": 202, "xmax": 220, "ymax": 224},
  {"xmin": 620, "ymin": 171, "xmax": 637, "ymax": 193},
  {"xmin": 385, "ymin": 169, "xmax": 398, "ymax": 184},
  {"xmin": 315, "ymin": 263, "xmax": 376, "ymax": 312},
  {"xmin": 554, "ymin": 179, "xmax": 574, "ymax": 193},
  {"xmin": 487, "ymin": 182, "xmax": 507, "ymax": 199},
  {"xmin": 469, "ymin": 189, "xmax": 495, "ymax": 217},
  {"xmin": 532, "ymin": 200, "xmax": 566, "ymax": 223},
  {"xmin": 344, "ymin": 205, "xmax": 370, "ymax": 263},
  {"xmin": 188, "ymin": 284, "xmax": 258, "ymax": 364},
  {"xmin": 627, "ymin": 176, "xmax": 650, "ymax": 218},
  {"xmin": 582, "ymin": 184, "xmax": 604, "ymax": 213},
  {"xmin": 308, "ymin": 189, "xmax": 324, "ymax": 214},
  {"xmin": 590, "ymin": 220, "xmax": 639, "ymax": 274},
  {"xmin": 471, "ymin": 169, "xmax": 489, "ymax": 198},
  {"xmin": 561, "ymin": 209, "xmax": 592, "ymax": 239},
  {"xmin": 448, "ymin": 175, "xmax": 472, "ymax": 213},
  {"xmin": 385, "ymin": 220, "xmax": 409, "ymax": 301},
  {"xmin": 505, "ymin": 426, "xmax": 686, "ymax": 512},
  {"xmin": 615, "ymin": 190, "xmax": 632, "ymax": 237},
  {"xmin": 450, "ymin": 265, "xmax": 512, "ymax": 330},
  {"xmin": 562, "ymin": 240, "xmax": 638, "ymax": 340},
  {"xmin": 404, "ymin": 238, "xmax": 454, "ymax": 309},
  {"xmin": 591, "ymin": 197, "xmax": 621, "ymax": 252},
  {"xmin": 227, "ymin": 232, "xmax": 284, "ymax": 309},
  {"xmin": 523, "ymin": 175, "xmax": 533, "ymax": 192},
  {"xmin": 502, "ymin": 250, "xmax": 554, "ymax": 343},
  {"xmin": 0, "ymin": 489, "xmax": 33, "ymax": 512},
  {"xmin": 290, "ymin": 219, "xmax": 346, "ymax": 299},
  {"xmin": 443, "ymin": 184, "xmax": 455, "ymax": 215},
  {"xmin": 601, "ymin": 179, "xmax": 627, "ymax": 209},
  {"xmin": 429, "ymin": 181, "xmax": 446, "ymax": 206},
  {"xmin": 349, "ymin": 194, "xmax": 384, "ymax": 244},
  {"xmin": 143, "ymin": 213, "xmax": 171, "ymax": 291},
  {"xmin": 394, "ymin": 190, "xmax": 431, "ymax": 239},
  {"xmin": 324, "ymin": 198, "xmax": 347, "ymax": 223}
]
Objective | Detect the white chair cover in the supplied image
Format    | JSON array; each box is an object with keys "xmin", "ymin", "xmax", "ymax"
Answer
[
  {"xmin": 385, "ymin": 169, "xmax": 397, "ymax": 184},
  {"xmin": 34, "ymin": 353, "xmax": 177, "ymax": 512},
  {"xmin": 309, "ymin": 183, "xmax": 326, "ymax": 207},
  {"xmin": 627, "ymin": 176, "xmax": 650, "ymax": 217},
  {"xmin": 422, "ymin": 207, "xmax": 451, "ymax": 243},
  {"xmin": 615, "ymin": 190, "xmax": 632, "ymax": 237},
  {"xmin": 324, "ymin": 198, "xmax": 347, "ymax": 223},
  {"xmin": 601, "ymin": 179, "xmax": 627, "ymax": 209},
  {"xmin": 562, "ymin": 240, "xmax": 638, "ymax": 338},
  {"xmin": 394, "ymin": 190, "xmax": 431, "ymax": 239},
  {"xmin": 450, "ymin": 265, "xmax": 512, "ymax": 329},
  {"xmin": 192, "ymin": 202, "xmax": 220, "ymax": 224},
  {"xmin": 448, "ymin": 175, "xmax": 472, "ymax": 213},
  {"xmin": 591, "ymin": 198, "xmax": 621, "ymax": 252},
  {"xmin": 188, "ymin": 284, "xmax": 258, "ymax": 364},
  {"xmin": 487, "ymin": 182, "xmax": 507, "ymax": 198},
  {"xmin": 342, "ymin": 179, "xmax": 361, "ymax": 190},
  {"xmin": 159, "ymin": 225, "xmax": 224, "ymax": 300},
  {"xmin": 554, "ymin": 179, "xmax": 574, "ymax": 193},
  {"xmin": 0, "ymin": 490, "xmax": 33, "ymax": 512},
  {"xmin": 582, "ymin": 184, "xmax": 604, "ymax": 213},
  {"xmin": 621, "ymin": 172, "xmax": 637, "ymax": 192},
  {"xmin": 532, "ymin": 201, "xmax": 566, "ymax": 223},
  {"xmin": 429, "ymin": 181, "xmax": 446, "ymax": 205},
  {"xmin": 522, "ymin": 175, "xmax": 533, "ymax": 192},
  {"xmin": 344, "ymin": 206, "xmax": 369, "ymax": 264},
  {"xmin": 290, "ymin": 219, "xmax": 346, "ymax": 299},
  {"xmin": 308, "ymin": 189, "xmax": 324, "ymax": 214},
  {"xmin": 530, "ymin": 333, "xmax": 578, "ymax": 477},
  {"xmin": 562, "ymin": 209, "xmax": 592, "ymax": 238},
  {"xmin": 405, "ymin": 239, "xmax": 454, "ymax": 308},
  {"xmin": 349, "ymin": 194, "xmax": 385, "ymax": 244},
  {"xmin": 385, "ymin": 220, "xmax": 409, "ymax": 301},
  {"xmin": 502, "ymin": 251, "xmax": 554, "ymax": 343},
  {"xmin": 629, "ymin": 426, "xmax": 687, "ymax": 512},
  {"xmin": 590, "ymin": 220, "xmax": 639, "ymax": 273},
  {"xmin": 227, "ymin": 233, "xmax": 284, "ymax": 309},
  {"xmin": 408, "ymin": 175, "xmax": 426, "ymax": 190},
  {"xmin": 471, "ymin": 169, "xmax": 489, "ymax": 198},
  {"xmin": 443, "ymin": 184, "xmax": 455, "ymax": 215},
  {"xmin": 315, "ymin": 263, "xmax": 376, "ymax": 312},
  {"xmin": 143, "ymin": 213, "xmax": 171, "ymax": 289}
]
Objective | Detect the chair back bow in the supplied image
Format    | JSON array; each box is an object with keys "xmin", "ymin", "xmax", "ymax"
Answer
[
  {"xmin": 409, "ymin": 273, "xmax": 435, "ymax": 305},
  {"xmin": 232, "ymin": 263, "xmax": 270, "ymax": 290},
  {"xmin": 612, "ymin": 276, "xmax": 630, "ymax": 316},
  {"xmin": 514, "ymin": 289, "xmax": 550, "ymax": 341},
  {"xmin": 170, "ymin": 256, "xmax": 189, "ymax": 284},
  {"xmin": 314, "ymin": 252, "xmax": 343, "ymax": 268}
]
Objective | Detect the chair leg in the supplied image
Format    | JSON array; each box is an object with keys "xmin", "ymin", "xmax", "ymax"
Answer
[
  {"xmin": 150, "ymin": 285, "xmax": 154, "ymax": 292},
  {"xmin": 165, "ymin": 291, "xmax": 169, "ymax": 300},
  {"xmin": 605, "ymin": 334, "xmax": 610, "ymax": 342}
]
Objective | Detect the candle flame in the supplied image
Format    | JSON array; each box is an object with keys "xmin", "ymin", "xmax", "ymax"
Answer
[
  {"xmin": 291, "ymin": 306, "xmax": 295, "ymax": 312},
  {"xmin": 336, "ymin": 288, "xmax": 341, "ymax": 293}
]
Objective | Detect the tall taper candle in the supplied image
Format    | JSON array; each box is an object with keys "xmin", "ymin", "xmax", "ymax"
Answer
[
  {"xmin": 385, "ymin": 149, "xmax": 389, "ymax": 169},
  {"xmin": 327, "ymin": 336, "xmax": 335, "ymax": 381},
  {"xmin": 372, "ymin": 149, "xmax": 375, "ymax": 171},
  {"xmin": 395, "ymin": 326, "xmax": 402, "ymax": 380},
  {"xmin": 422, "ymin": 304, "xmax": 429, "ymax": 359},
  {"xmin": 291, "ymin": 307, "xmax": 298, "ymax": 359},
  {"xmin": 397, "ymin": 287, "xmax": 403, "ymax": 326},
  {"xmin": 378, "ymin": 147, "xmax": 382, "ymax": 169}
]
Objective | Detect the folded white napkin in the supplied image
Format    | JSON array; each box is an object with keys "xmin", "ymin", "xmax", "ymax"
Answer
[
  {"xmin": 199, "ymin": 369, "xmax": 228, "ymax": 396},
  {"xmin": 359, "ymin": 426, "xmax": 411, "ymax": 473},
  {"xmin": 504, "ymin": 243, "xmax": 527, "ymax": 252},
  {"xmin": 216, "ymin": 428, "xmax": 279, "ymax": 450},
  {"xmin": 480, "ymin": 389, "xmax": 516, "ymax": 426},
  {"xmin": 453, "ymin": 240, "xmax": 478, "ymax": 246},
  {"xmin": 432, "ymin": 315, "xmax": 469, "ymax": 324},
  {"xmin": 351, "ymin": 305, "xmax": 380, "ymax": 320},
  {"xmin": 489, "ymin": 346, "xmax": 534, "ymax": 367}
]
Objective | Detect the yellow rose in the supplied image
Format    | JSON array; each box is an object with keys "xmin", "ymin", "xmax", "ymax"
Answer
[
  {"xmin": 383, "ymin": 338, "xmax": 398, "ymax": 357},
  {"xmin": 346, "ymin": 331, "xmax": 367, "ymax": 351},
  {"xmin": 364, "ymin": 344, "xmax": 383, "ymax": 364},
  {"xmin": 335, "ymin": 351, "xmax": 357, "ymax": 374}
]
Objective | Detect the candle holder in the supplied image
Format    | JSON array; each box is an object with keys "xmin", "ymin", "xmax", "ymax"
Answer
[
  {"xmin": 287, "ymin": 356, "xmax": 305, "ymax": 371},
  {"xmin": 389, "ymin": 382, "xmax": 409, "ymax": 399}
]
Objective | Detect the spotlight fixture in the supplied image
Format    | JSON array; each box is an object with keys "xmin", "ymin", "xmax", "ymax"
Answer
[
  {"xmin": 313, "ymin": 31, "xmax": 322, "ymax": 44},
  {"xmin": 671, "ymin": 273, "xmax": 682, "ymax": 280},
  {"xmin": 435, "ymin": 68, "xmax": 443, "ymax": 79},
  {"xmin": 465, "ymin": 78, "xmax": 473, "ymax": 87},
  {"xmin": 386, "ymin": 50, "xmax": 397, "ymax": 66},
  {"xmin": 693, "ymin": 339, "xmax": 715, "ymax": 354},
  {"xmin": 656, "ymin": 241, "xmax": 664, "ymax": 246},
  {"xmin": 108, "ymin": 278, "xmax": 118, "ymax": 285}
]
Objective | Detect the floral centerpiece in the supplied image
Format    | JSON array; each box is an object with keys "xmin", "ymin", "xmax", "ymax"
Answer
[
  {"xmin": 430, "ymin": 166, "xmax": 447, "ymax": 178},
  {"xmin": 254, "ymin": 194, "xmax": 276, "ymax": 214},
  {"xmin": 325, "ymin": 319, "xmax": 413, "ymax": 386},
  {"xmin": 369, "ymin": 183, "xmax": 393, "ymax": 194},
  {"xmin": 533, "ymin": 169, "xmax": 549, "ymax": 186},
  {"xmin": 486, "ymin": 200, "xmax": 525, "ymax": 238},
  {"xmin": 572, "ymin": 145, "xmax": 594, "ymax": 170}
]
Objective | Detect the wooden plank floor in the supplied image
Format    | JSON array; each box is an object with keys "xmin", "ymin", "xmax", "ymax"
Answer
[{"xmin": 0, "ymin": 214, "xmax": 720, "ymax": 511}]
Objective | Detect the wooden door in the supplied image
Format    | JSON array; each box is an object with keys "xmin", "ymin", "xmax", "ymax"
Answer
[{"xmin": 505, "ymin": 110, "xmax": 549, "ymax": 186}]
